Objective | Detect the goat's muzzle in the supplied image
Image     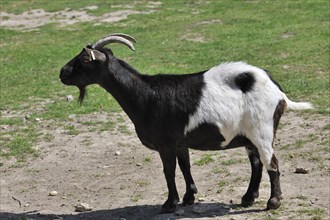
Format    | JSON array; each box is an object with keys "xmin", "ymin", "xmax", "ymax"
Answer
[{"xmin": 60, "ymin": 66, "xmax": 73, "ymax": 85}]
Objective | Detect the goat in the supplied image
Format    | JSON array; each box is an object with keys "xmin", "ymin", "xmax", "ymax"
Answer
[{"xmin": 59, "ymin": 33, "xmax": 313, "ymax": 213}]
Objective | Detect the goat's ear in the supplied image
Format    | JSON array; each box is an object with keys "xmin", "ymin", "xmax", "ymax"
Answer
[
  {"xmin": 90, "ymin": 50, "xmax": 106, "ymax": 62},
  {"xmin": 84, "ymin": 48, "xmax": 106, "ymax": 62}
]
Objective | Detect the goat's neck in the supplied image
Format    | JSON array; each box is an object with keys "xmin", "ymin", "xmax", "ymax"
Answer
[{"xmin": 100, "ymin": 58, "xmax": 149, "ymax": 124}]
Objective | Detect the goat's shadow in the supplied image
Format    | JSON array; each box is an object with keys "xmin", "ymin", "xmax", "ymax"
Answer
[{"xmin": 0, "ymin": 202, "xmax": 267, "ymax": 220}]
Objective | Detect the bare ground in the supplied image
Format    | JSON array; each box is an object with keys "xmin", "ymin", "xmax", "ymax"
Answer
[
  {"xmin": 0, "ymin": 109, "xmax": 329, "ymax": 220},
  {"xmin": 0, "ymin": 2, "xmax": 160, "ymax": 31}
]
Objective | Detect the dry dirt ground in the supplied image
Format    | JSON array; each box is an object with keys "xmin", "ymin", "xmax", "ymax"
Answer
[
  {"xmin": 0, "ymin": 110, "xmax": 329, "ymax": 220},
  {"xmin": 1, "ymin": 4, "xmax": 330, "ymax": 220},
  {"xmin": 0, "ymin": 2, "xmax": 160, "ymax": 31}
]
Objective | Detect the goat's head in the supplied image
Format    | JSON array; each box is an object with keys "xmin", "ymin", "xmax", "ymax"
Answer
[{"xmin": 59, "ymin": 33, "xmax": 136, "ymax": 103}]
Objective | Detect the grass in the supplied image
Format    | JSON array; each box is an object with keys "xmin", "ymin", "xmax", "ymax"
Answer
[
  {"xmin": 144, "ymin": 155, "xmax": 152, "ymax": 163},
  {"xmin": 216, "ymin": 180, "xmax": 229, "ymax": 194},
  {"xmin": 0, "ymin": 1, "xmax": 329, "ymax": 161},
  {"xmin": 297, "ymin": 207, "xmax": 325, "ymax": 217},
  {"xmin": 131, "ymin": 192, "xmax": 143, "ymax": 202},
  {"xmin": 221, "ymin": 158, "xmax": 242, "ymax": 166},
  {"xmin": 193, "ymin": 153, "xmax": 214, "ymax": 166},
  {"xmin": 0, "ymin": 121, "xmax": 39, "ymax": 162}
]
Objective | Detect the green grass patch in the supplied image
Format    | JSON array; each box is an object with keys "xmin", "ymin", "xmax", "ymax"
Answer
[
  {"xmin": 193, "ymin": 153, "xmax": 214, "ymax": 166},
  {"xmin": 297, "ymin": 207, "xmax": 325, "ymax": 217},
  {"xmin": 221, "ymin": 158, "xmax": 242, "ymax": 166},
  {"xmin": 64, "ymin": 125, "xmax": 80, "ymax": 136},
  {"xmin": 131, "ymin": 193, "xmax": 143, "ymax": 202},
  {"xmin": 212, "ymin": 166, "xmax": 230, "ymax": 175},
  {"xmin": 0, "ymin": 127, "xmax": 39, "ymax": 162},
  {"xmin": 99, "ymin": 120, "xmax": 116, "ymax": 132},
  {"xmin": 144, "ymin": 155, "xmax": 152, "ymax": 163},
  {"xmin": 217, "ymin": 180, "xmax": 229, "ymax": 193},
  {"xmin": 0, "ymin": 117, "xmax": 25, "ymax": 126},
  {"xmin": 323, "ymin": 124, "xmax": 330, "ymax": 130}
]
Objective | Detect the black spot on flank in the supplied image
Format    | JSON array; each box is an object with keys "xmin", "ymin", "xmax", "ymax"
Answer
[{"xmin": 234, "ymin": 72, "xmax": 256, "ymax": 93}]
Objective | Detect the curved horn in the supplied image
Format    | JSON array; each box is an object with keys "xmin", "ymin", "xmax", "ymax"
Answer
[
  {"xmin": 109, "ymin": 33, "xmax": 137, "ymax": 43},
  {"xmin": 92, "ymin": 33, "xmax": 136, "ymax": 51}
]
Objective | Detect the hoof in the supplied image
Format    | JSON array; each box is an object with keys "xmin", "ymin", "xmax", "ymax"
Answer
[
  {"xmin": 267, "ymin": 197, "xmax": 281, "ymax": 210},
  {"xmin": 161, "ymin": 198, "xmax": 179, "ymax": 213},
  {"xmin": 241, "ymin": 192, "xmax": 258, "ymax": 207},
  {"xmin": 161, "ymin": 204, "xmax": 176, "ymax": 213},
  {"xmin": 241, "ymin": 198, "xmax": 255, "ymax": 207},
  {"xmin": 182, "ymin": 194, "xmax": 195, "ymax": 206}
]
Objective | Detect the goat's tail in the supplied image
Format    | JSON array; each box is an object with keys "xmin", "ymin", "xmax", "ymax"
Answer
[{"xmin": 281, "ymin": 92, "xmax": 313, "ymax": 110}]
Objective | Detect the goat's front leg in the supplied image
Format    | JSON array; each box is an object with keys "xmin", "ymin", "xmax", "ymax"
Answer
[
  {"xmin": 177, "ymin": 147, "xmax": 198, "ymax": 206},
  {"xmin": 241, "ymin": 146, "xmax": 263, "ymax": 207},
  {"xmin": 159, "ymin": 146, "xmax": 179, "ymax": 213}
]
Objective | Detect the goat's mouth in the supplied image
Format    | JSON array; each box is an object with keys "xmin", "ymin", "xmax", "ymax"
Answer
[
  {"xmin": 61, "ymin": 79, "xmax": 70, "ymax": 85},
  {"xmin": 60, "ymin": 76, "xmax": 74, "ymax": 85}
]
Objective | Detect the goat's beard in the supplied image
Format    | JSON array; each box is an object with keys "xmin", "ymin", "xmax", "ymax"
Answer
[{"xmin": 78, "ymin": 86, "xmax": 86, "ymax": 104}]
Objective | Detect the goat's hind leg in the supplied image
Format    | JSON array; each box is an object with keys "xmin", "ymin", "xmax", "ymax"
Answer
[
  {"xmin": 265, "ymin": 99, "xmax": 285, "ymax": 209},
  {"xmin": 252, "ymin": 139, "xmax": 282, "ymax": 210},
  {"xmin": 267, "ymin": 154, "xmax": 282, "ymax": 210},
  {"xmin": 177, "ymin": 147, "xmax": 197, "ymax": 205},
  {"xmin": 241, "ymin": 146, "xmax": 263, "ymax": 207}
]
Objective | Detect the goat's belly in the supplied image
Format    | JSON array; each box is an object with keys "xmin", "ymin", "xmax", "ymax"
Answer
[{"xmin": 180, "ymin": 123, "xmax": 226, "ymax": 151}]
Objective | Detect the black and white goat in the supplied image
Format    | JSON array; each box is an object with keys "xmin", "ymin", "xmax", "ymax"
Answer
[{"xmin": 60, "ymin": 33, "xmax": 312, "ymax": 213}]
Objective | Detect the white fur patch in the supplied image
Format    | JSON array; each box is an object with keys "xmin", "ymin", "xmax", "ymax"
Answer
[{"xmin": 184, "ymin": 62, "xmax": 284, "ymax": 170}]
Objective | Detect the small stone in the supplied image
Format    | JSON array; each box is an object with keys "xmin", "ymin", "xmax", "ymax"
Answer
[
  {"xmin": 84, "ymin": 5, "xmax": 98, "ymax": 10},
  {"xmin": 49, "ymin": 190, "xmax": 58, "ymax": 196},
  {"xmin": 115, "ymin": 151, "xmax": 121, "ymax": 156},
  {"xmin": 68, "ymin": 114, "xmax": 76, "ymax": 119},
  {"xmin": 24, "ymin": 203, "xmax": 30, "ymax": 207},
  {"xmin": 74, "ymin": 202, "xmax": 93, "ymax": 212},
  {"xmin": 35, "ymin": 118, "xmax": 41, "ymax": 122},
  {"xmin": 66, "ymin": 95, "xmax": 74, "ymax": 102},
  {"xmin": 295, "ymin": 167, "xmax": 309, "ymax": 174},
  {"xmin": 136, "ymin": 163, "xmax": 142, "ymax": 167},
  {"xmin": 197, "ymin": 197, "xmax": 205, "ymax": 202},
  {"xmin": 175, "ymin": 209, "xmax": 185, "ymax": 216}
]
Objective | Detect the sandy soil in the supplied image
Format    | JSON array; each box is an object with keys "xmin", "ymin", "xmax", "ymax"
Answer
[{"xmin": 1, "ymin": 3, "xmax": 329, "ymax": 220}]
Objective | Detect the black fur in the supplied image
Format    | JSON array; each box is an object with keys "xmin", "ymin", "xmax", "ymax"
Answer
[
  {"xmin": 234, "ymin": 72, "xmax": 256, "ymax": 93},
  {"xmin": 180, "ymin": 123, "xmax": 225, "ymax": 150},
  {"xmin": 263, "ymin": 69, "xmax": 283, "ymax": 91}
]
